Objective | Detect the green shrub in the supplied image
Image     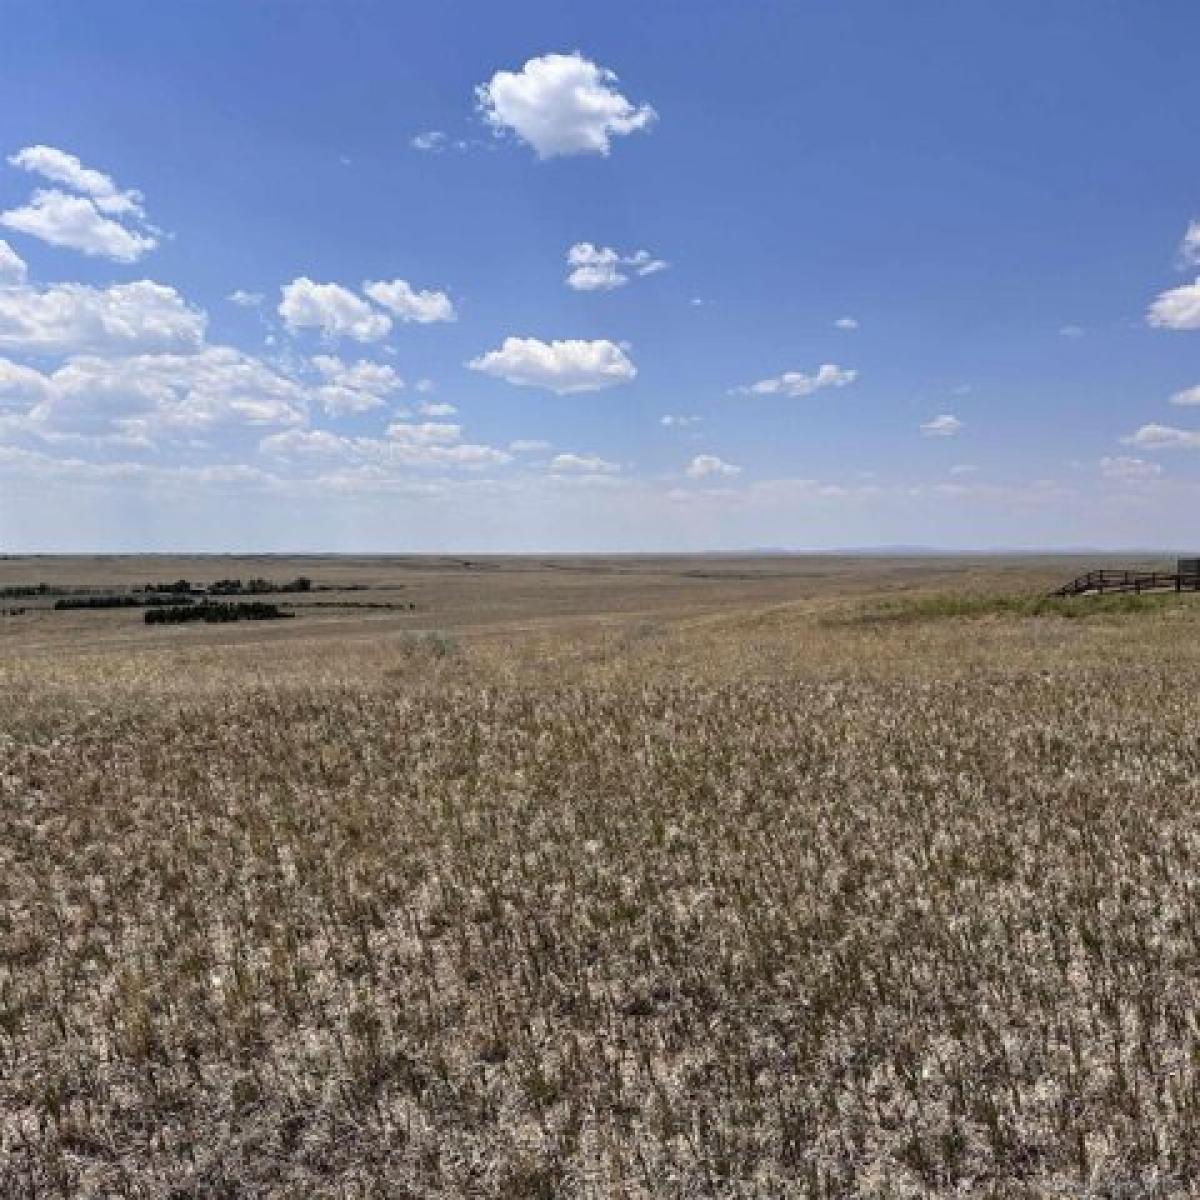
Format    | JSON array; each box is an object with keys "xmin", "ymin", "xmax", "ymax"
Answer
[{"xmin": 144, "ymin": 602, "xmax": 294, "ymax": 625}]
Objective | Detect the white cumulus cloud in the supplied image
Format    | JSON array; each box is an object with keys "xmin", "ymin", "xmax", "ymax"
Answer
[
  {"xmin": 1147, "ymin": 278, "xmax": 1200, "ymax": 330},
  {"xmin": 278, "ymin": 278, "xmax": 391, "ymax": 342},
  {"xmin": 565, "ymin": 242, "xmax": 668, "ymax": 291},
  {"xmin": 8, "ymin": 145, "xmax": 144, "ymax": 213},
  {"xmin": 384, "ymin": 420, "xmax": 462, "ymax": 447},
  {"xmin": 0, "ymin": 356, "xmax": 51, "ymax": 408},
  {"xmin": 363, "ymin": 278, "xmax": 455, "ymax": 323},
  {"xmin": 1, "ymin": 189, "xmax": 158, "ymax": 263},
  {"xmin": 3, "ymin": 146, "xmax": 157, "ymax": 261},
  {"xmin": 834, "ymin": 317, "xmax": 859, "ymax": 331},
  {"xmin": 1169, "ymin": 384, "xmax": 1200, "ymax": 407},
  {"xmin": 0, "ymin": 280, "xmax": 206, "ymax": 355},
  {"xmin": 311, "ymin": 354, "xmax": 403, "ymax": 416},
  {"xmin": 468, "ymin": 336, "xmax": 636, "ymax": 394},
  {"xmin": 686, "ymin": 454, "xmax": 741, "ymax": 479},
  {"xmin": 476, "ymin": 52, "xmax": 656, "ymax": 159},
  {"xmin": 7, "ymin": 346, "xmax": 306, "ymax": 444},
  {"xmin": 1123, "ymin": 423, "xmax": 1200, "ymax": 450},
  {"xmin": 0, "ymin": 239, "xmax": 27, "ymax": 285}
]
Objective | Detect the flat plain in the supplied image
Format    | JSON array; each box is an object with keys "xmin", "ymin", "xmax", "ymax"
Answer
[{"xmin": 3, "ymin": 554, "xmax": 1200, "ymax": 1197}]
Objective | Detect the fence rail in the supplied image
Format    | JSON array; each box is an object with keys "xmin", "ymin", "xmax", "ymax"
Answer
[{"xmin": 1052, "ymin": 570, "xmax": 1200, "ymax": 598}]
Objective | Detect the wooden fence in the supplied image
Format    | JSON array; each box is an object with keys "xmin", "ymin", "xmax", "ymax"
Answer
[{"xmin": 1052, "ymin": 570, "xmax": 1200, "ymax": 598}]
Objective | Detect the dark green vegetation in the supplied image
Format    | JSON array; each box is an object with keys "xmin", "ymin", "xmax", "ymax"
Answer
[
  {"xmin": 0, "ymin": 584, "xmax": 116, "ymax": 599},
  {"xmin": 144, "ymin": 602, "xmax": 294, "ymax": 624},
  {"xmin": 1, "ymin": 575, "xmax": 367, "ymax": 628},
  {"xmin": 201, "ymin": 577, "xmax": 313, "ymax": 595},
  {"xmin": 136, "ymin": 577, "xmax": 315, "ymax": 595},
  {"xmin": 53, "ymin": 595, "xmax": 196, "ymax": 611},
  {"xmin": 134, "ymin": 579, "xmax": 197, "ymax": 595}
]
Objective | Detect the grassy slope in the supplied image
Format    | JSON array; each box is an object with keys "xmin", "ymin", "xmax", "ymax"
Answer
[{"xmin": 3, "ymin": 588, "xmax": 1200, "ymax": 1196}]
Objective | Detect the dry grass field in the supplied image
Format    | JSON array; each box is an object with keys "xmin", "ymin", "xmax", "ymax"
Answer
[{"xmin": 3, "ymin": 554, "xmax": 1200, "ymax": 1197}]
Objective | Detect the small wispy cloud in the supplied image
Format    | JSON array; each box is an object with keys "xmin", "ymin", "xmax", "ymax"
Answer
[
  {"xmin": 920, "ymin": 414, "xmax": 964, "ymax": 438},
  {"xmin": 1100, "ymin": 455, "xmax": 1162, "ymax": 481},
  {"xmin": 411, "ymin": 131, "xmax": 468, "ymax": 153},
  {"xmin": 735, "ymin": 364, "xmax": 857, "ymax": 398}
]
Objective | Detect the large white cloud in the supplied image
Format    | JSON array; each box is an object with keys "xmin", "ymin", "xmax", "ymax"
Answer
[
  {"xmin": 278, "ymin": 278, "xmax": 391, "ymax": 342},
  {"xmin": 476, "ymin": 53, "xmax": 656, "ymax": 159},
  {"xmin": 363, "ymin": 278, "xmax": 455, "ymax": 323},
  {"xmin": 0, "ymin": 239, "xmax": 27, "ymax": 286},
  {"xmin": 1, "ymin": 190, "xmax": 158, "ymax": 262},
  {"xmin": 1147, "ymin": 278, "xmax": 1200, "ymax": 330},
  {"xmin": 468, "ymin": 336, "xmax": 636, "ymax": 394},
  {"xmin": 737, "ymin": 363, "xmax": 858, "ymax": 397},
  {"xmin": 3, "ymin": 146, "xmax": 157, "ymax": 262},
  {"xmin": 9, "ymin": 346, "xmax": 306, "ymax": 442},
  {"xmin": 0, "ymin": 280, "xmax": 206, "ymax": 355},
  {"xmin": 8, "ymin": 145, "xmax": 144, "ymax": 215},
  {"xmin": 565, "ymin": 242, "xmax": 667, "ymax": 291}
]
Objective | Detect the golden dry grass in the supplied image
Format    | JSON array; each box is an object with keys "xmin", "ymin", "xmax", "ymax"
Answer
[{"xmin": 2, "ymin": 556, "xmax": 1199, "ymax": 1197}]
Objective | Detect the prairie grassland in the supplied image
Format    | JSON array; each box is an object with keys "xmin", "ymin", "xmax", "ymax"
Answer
[{"xmin": 3, "ymin": 559, "xmax": 1200, "ymax": 1197}]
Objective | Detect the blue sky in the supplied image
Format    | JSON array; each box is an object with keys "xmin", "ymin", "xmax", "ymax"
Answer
[{"xmin": 1, "ymin": 1, "xmax": 1198, "ymax": 552}]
